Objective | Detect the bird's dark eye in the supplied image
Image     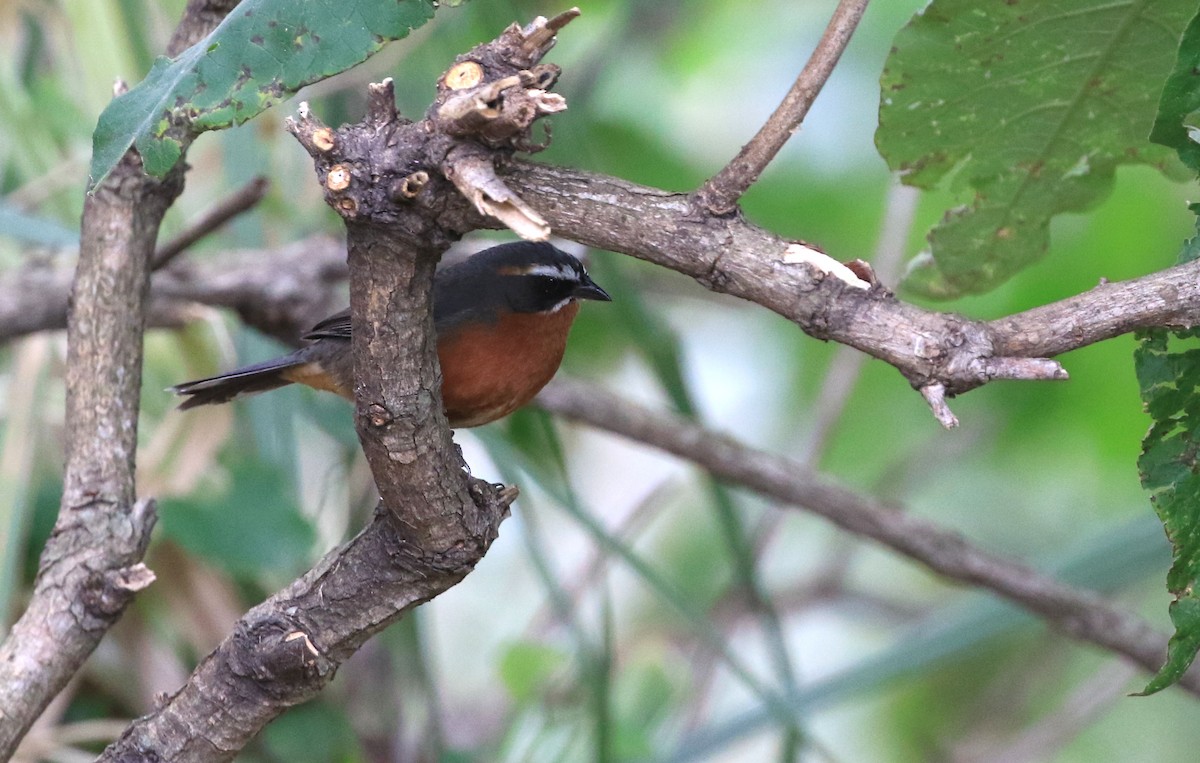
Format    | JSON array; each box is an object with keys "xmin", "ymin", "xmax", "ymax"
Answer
[
  {"xmin": 520, "ymin": 274, "xmax": 577, "ymax": 311},
  {"xmin": 531, "ymin": 275, "xmax": 573, "ymax": 294}
]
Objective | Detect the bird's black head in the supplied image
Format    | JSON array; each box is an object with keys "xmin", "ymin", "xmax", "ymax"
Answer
[{"xmin": 434, "ymin": 241, "xmax": 611, "ymax": 328}]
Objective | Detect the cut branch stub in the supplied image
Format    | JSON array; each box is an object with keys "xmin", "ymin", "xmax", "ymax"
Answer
[
  {"xmin": 422, "ymin": 8, "xmax": 575, "ymax": 239},
  {"xmin": 432, "ymin": 22, "xmax": 568, "ymax": 145},
  {"xmin": 521, "ymin": 8, "xmax": 581, "ymax": 55},
  {"xmin": 285, "ymin": 13, "xmax": 574, "ymax": 244},
  {"xmin": 445, "ymin": 144, "xmax": 550, "ymax": 241},
  {"xmin": 437, "ymin": 66, "xmax": 565, "ymax": 143},
  {"xmin": 285, "ymin": 91, "xmax": 466, "ymax": 245}
]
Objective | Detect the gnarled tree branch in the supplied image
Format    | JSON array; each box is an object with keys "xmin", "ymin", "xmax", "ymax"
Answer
[
  {"xmin": 501, "ymin": 162, "xmax": 1200, "ymax": 424},
  {"xmin": 96, "ymin": 16, "xmax": 581, "ymax": 759},
  {"xmin": 4, "ymin": 171, "xmax": 1198, "ymax": 434},
  {"xmin": 2, "ymin": 6, "xmax": 1198, "ymax": 757}
]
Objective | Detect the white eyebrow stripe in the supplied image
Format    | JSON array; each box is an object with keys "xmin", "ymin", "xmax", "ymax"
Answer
[{"xmin": 522, "ymin": 263, "xmax": 577, "ymax": 280}]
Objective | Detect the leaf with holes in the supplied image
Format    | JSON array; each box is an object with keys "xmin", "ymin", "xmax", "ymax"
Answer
[
  {"xmin": 878, "ymin": 0, "xmax": 1191, "ymax": 298},
  {"xmin": 89, "ymin": 0, "xmax": 442, "ymax": 188},
  {"xmin": 1135, "ymin": 207, "xmax": 1200, "ymax": 694}
]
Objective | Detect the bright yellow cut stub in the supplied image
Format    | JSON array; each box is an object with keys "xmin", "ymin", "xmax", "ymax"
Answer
[
  {"xmin": 445, "ymin": 61, "xmax": 484, "ymax": 90},
  {"xmin": 326, "ymin": 165, "xmax": 351, "ymax": 191},
  {"xmin": 312, "ymin": 128, "xmax": 335, "ymax": 152}
]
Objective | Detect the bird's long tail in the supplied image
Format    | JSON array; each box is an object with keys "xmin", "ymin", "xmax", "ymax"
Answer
[{"xmin": 169, "ymin": 356, "xmax": 306, "ymax": 410}]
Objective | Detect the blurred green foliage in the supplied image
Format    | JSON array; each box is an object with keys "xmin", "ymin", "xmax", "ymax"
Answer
[
  {"xmin": 158, "ymin": 456, "xmax": 315, "ymax": 579},
  {"xmin": 2, "ymin": 0, "xmax": 1200, "ymax": 761}
]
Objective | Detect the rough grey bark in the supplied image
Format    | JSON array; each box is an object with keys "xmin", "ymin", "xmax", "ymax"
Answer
[
  {"xmin": 501, "ymin": 162, "xmax": 1200, "ymax": 420},
  {"xmin": 0, "ymin": 235, "xmax": 346, "ymax": 346}
]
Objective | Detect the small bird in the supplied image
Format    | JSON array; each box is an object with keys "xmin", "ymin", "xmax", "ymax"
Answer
[{"xmin": 171, "ymin": 241, "xmax": 611, "ymax": 427}]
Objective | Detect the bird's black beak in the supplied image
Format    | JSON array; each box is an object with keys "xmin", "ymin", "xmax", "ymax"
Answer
[{"xmin": 572, "ymin": 274, "xmax": 612, "ymax": 302}]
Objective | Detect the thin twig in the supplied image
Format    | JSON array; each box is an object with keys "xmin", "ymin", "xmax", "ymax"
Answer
[
  {"xmin": 151, "ymin": 176, "xmax": 270, "ymax": 269},
  {"xmin": 696, "ymin": 0, "xmax": 872, "ymax": 214},
  {"xmin": 535, "ymin": 378, "xmax": 1200, "ymax": 694},
  {"xmin": 921, "ymin": 383, "xmax": 961, "ymax": 428}
]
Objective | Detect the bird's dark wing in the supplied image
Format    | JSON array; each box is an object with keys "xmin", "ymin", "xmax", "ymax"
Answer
[
  {"xmin": 302, "ymin": 260, "xmax": 504, "ymax": 342},
  {"xmin": 302, "ymin": 305, "xmax": 470, "ymax": 341},
  {"xmin": 302, "ymin": 308, "xmax": 351, "ymax": 341}
]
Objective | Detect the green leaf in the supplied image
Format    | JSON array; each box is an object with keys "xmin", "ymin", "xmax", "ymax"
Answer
[
  {"xmin": 613, "ymin": 661, "xmax": 676, "ymax": 760},
  {"xmin": 1140, "ymin": 596, "xmax": 1200, "ymax": 695},
  {"xmin": 1151, "ymin": 9, "xmax": 1200, "ymax": 171},
  {"xmin": 499, "ymin": 641, "xmax": 570, "ymax": 703},
  {"xmin": 1135, "ymin": 208, "xmax": 1200, "ymax": 694},
  {"xmin": 89, "ymin": 0, "xmax": 440, "ymax": 187},
  {"xmin": 878, "ymin": 0, "xmax": 1191, "ymax": 298},
  {"xmin": 159, "ymin": 457, "xmax": 314, "ymax": 578}
]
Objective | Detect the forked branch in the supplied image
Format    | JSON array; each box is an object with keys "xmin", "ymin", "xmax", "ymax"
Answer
[{"xmin": 696, "ymin": 0, "xmax": 872, "ymax": 214}]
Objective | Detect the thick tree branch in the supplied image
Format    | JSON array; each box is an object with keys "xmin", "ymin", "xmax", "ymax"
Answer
[
  {"xmin": 4, "ymin": 164, "xmax": 1200, "ymax": 433},
  {"xmin": 797, "ymin": 181, "xmax": 919, "ymax": 462},
  {"xmin": 4, "ymin": 162, "xmax": 1200, "ymax": 431},
  {"xmin": 98, "ymin": 494, "xmax": 513, "ymax": 761},
  {"xmin": 535, "ymin": 377, "xmax": 1200, "ymax": 695},
  {"xmin": 0, "ymin": 1, "xmax": 236, "ymax": 755},
  {"xmin": 696, "ymin": 0, "xmax": 872, "ymax": 214}
]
